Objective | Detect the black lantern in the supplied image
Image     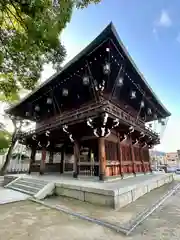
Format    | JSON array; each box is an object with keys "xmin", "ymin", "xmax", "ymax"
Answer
[
  {"xmin": 147, "ymin": 108, "xmax": 152, "ymax": 115},
  {"xmin": 25, "ymin": 111, "xmax": 30, "ymax": 117},
  {"xmin": 130, "ymin": 90, "xmax": 136, "ymax": 99},
  {"xmin": 117, "ymin": 77, "xmax": 124, "ymax": 87},
  {"xmin": 62, "ymin": 88, "xmax": 68, "ymax": 96},
  {"xmin": 47, "ymin": 98, "xmax": 52, "ymax": 104},
  {"xmin": 140, "ymin": 100, "xmax": 145, "ymax": 108},
  {"xmin": 35, "ymin": 105, "xmax": 40, "ymax": 112},
  {"xmin": 82, "ymin": 76, "xmax": 90, "ymax": 86},
  {"xmin": 103, "ymin": 63, "xmax": 111, "ymax": 75}
]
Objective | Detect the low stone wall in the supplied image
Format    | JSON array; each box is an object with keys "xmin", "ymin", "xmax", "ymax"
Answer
[{"xmin": 55, "ymin": 174, "xmax": 174, "ymax": 210}]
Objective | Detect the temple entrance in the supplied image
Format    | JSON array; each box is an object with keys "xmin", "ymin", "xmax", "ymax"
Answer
[{"xmin": 78, "ymin": 139, "xmax": 99, "ymax": 177}]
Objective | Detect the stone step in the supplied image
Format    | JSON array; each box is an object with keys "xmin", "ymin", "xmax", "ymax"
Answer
[
  {"xmin": 10, "ymin": 184, "xmax": 40, "ymax": 194},
  {"xmin": 8, "ymin": 185, "xmax": 36, "ymax": 196},
  {"xmin": 6, "ymin": 177, "xmax": 54, "ymax": 199},
  {"xmin": 19, "ymin": 179, "xmax": 47, "ymax": 188},
  {"xmin": 21, "ymin": 178, "xmax": 48, "ymax": 185},
  {"xmin": 11, "ymin": 182, "xmax": 41, "ymax": 192}
]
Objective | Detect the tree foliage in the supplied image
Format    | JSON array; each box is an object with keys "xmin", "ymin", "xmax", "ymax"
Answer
[
  {"xmin": 0, "ymin": 0, "xmax": 101, "ymax": 101},
  {"xmin": 0, "ymin": 129, "xmax": 11, "ymax": 151}
]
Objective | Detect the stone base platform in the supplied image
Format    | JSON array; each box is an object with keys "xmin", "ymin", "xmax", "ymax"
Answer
[{"xmin": 4, "ymin": 173, "xmax": 174, "ymax": 209}]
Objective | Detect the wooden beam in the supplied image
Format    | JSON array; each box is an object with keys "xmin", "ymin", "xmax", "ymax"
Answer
[{"xmin": 98, "ymin": 137, "xmax": 106, "ymax": 181}]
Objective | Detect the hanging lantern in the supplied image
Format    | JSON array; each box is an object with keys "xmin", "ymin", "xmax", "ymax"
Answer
[
  {"xmin": 82, "ymin": 76, "xmax": 90, "ymax": 86},
  {"xmin": 62, "ymin": 88, "xmax": 68, "ymax": 97},
  {"xmin": 35, "ymin": 105, "xmax": 40, "ymax": 112},
  {"xmin": 158, "ymin": 119, "xmax": 162, "ymax": 123},
  {"xmin": 103, "ymin": 63, "xmax": 111, "ymax": 75},
  {"xmin": 106, "ymin": 47, "xmax": 110, "ymax": 52},
  {"xmin": 154, "ymin": 114, "xmax": 158, "ymax": 119},
  {"xmin": 47, "ymin": 97, "xmax": 52, "ymax": 104},
  {"xmin": 117, "ymin": 77, "xmax": 124, "ymax": 87},
  {"xmin": 140, "ymin": 100, "xmax": 145, "ymax": 108},
  {"xmin": 161, "ymin": 120, "xmax": 165, "ymax": 126},
  {"xmin": 25, "ymin": 111, "xmax": 30, "ymax": 117},
  {"xmin": 147, "ymin": 108, "xmax": 152, "ymax": 115},
  {"xmin": 130, "ymin": 90, "xmax": 136, "ymax": 99}
]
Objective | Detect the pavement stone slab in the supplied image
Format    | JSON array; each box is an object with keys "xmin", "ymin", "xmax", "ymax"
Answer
[{"xmin": 0, "ymin": 187, "xmax": 29, "ymax": 204}]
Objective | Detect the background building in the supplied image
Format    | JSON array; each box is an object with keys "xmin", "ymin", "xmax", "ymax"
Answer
[{"xmin": 165, "ymin": 152, "xmax": 178, "ymax": 168}]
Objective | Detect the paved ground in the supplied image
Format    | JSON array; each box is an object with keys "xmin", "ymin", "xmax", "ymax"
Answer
[
  {"xmin": 0, "ymin": 175, "xmax": 179, "ymax": 239},
  {"xmin": 0, "ymin": 187, "xmax": 29, "ymax": 204},
  {"xmin": 0, "ymin": 183, "xmax": 180, "ymax": 239},
  {"xmin": 1, "ymin": 191, "xmax": 180, "ymax": 240}
]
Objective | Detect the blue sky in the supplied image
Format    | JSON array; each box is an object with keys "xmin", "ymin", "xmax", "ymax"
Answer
[{"xmin": 42, "ymin": 0, "xmax": 180, "ymax": 152}]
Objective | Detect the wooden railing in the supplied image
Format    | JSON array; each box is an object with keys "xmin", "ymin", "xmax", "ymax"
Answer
[
  {"xmin": 18, "ymin": 101, "xmax": 106, "ymax": 138},
  {"xmin": 18, "ymin": 99, "xmax": 159, "ymax": 140}
]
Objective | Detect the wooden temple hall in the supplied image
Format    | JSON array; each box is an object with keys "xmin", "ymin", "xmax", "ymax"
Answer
[{"xmin": 7, "ymin": 23, "xmax": 170, "ymax": 181}]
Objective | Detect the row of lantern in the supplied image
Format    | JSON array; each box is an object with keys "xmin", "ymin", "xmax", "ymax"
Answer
[{"xmin": 23, "ymin": 42, "xmax": 159, "ymax": 120}]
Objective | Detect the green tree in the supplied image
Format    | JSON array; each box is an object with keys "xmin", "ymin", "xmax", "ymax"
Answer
[
  {"xmin": 0, "ymin": 116, "xmax": 30, "ymax": 175},
  {"xmin": 0, "ymin": 127, "xmax": 11, "ymax": 152},
  {"xmin": 0, "ymin": 0, "xmax": 101, "ymax": 174},
  {"xmin": 0, "ymin": 0, "xmax": 101, "ymax": 100}
]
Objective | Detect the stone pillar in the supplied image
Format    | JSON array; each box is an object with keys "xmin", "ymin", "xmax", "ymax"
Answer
[
  {"xmin": 98, "ymin": 137, "xmax": 106, "ymax": 181},
  {"xmin": 73, "ymin": 140, "xmax": 80, "ymax": 178},
  {"xmin": 60, "ymin": 147, "xmax": 65, "ymax": 174},
  {"xmin": 40, "ymin": 148, "xmax": 46, "ymax": 175},
  {"xmin": 28, "ymin": 147, "xmax": 36, "ymax": 174},
  {"xmin": 49, "ymin": 151, "xmax": 54, "ymax": 163}
]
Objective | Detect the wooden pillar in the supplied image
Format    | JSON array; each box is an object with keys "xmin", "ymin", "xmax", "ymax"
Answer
[
  {"xmin": 60, "ymin": 147, "xmax": 65, "ymax": 174},
  {"xmin": 40, "ymin": 148, "xmax": 46, "ymax": 175},
  {"xmin": 147, "ymin": 148, "xmax": 152, "ymax": 172},
  {"xmin": 98, "ymin": 137, "xmax": 106, "ymax": 181},
  {"xmin": 117, "ymin": 133, "xmax": 123, "ymax": 178},
  {"xmin": 130, "ymin": 137, "xmax": 136, "ymax": 175},
  {"xmin": 73, "ymin": 140, "xmax": 80, "ymax": 178},
  {"xmin": 140, "ymin": 147, "xmax": 146, "ymax": 173},
  {"xmin": 28, "ymin": 147, "xmax": 36, "ymax": 174},
  {"xmin": 49, "ymin": 151, "xmax": 54, "ymax": 163}
]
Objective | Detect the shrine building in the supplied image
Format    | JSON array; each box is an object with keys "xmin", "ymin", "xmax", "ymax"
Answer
[{"xmin": 6, "ymin": 23, "xmax": 170, "ymax": 181}]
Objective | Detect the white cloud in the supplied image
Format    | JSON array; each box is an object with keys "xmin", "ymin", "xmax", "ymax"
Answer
[
  {"xmin": 153, "ymin": 10, "xmax": 172, "ymax": 38},
  {"xmin": 157, "ymin": 10, "xmax": 172, "ymax": 28}
]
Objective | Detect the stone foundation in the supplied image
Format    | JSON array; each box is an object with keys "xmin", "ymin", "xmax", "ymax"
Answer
[{"xmin": 55, "ymin": 174, "xmax": 174, "ymax": 210}]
